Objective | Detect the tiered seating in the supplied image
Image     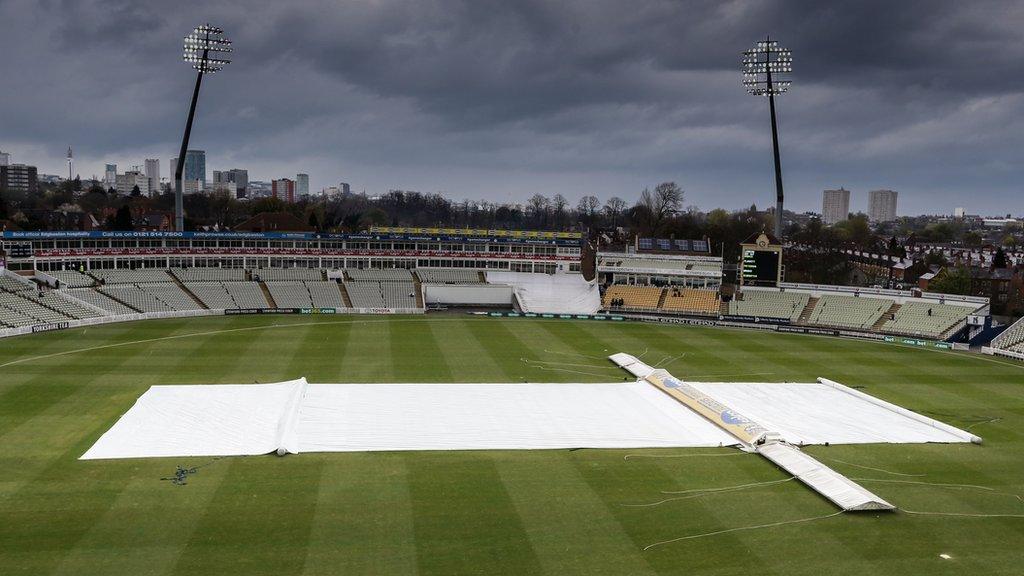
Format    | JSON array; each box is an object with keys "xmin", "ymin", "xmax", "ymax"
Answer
[
  {"xmin": 661, "ymin": 288, "xmax": 719, "ymax": 315},
  {"xmin": 416, "ymin": 269, "xmax": 482, "ymax": 284},
  {"xmin": 100, "ymin": 286, "xmax": 173, "ymax": 312},
  {"xmin": 265, "ymin": 281, "xmax": 314, "ymax": 308},
  {"xmin": 97, "ymin": 284, "xmax": 200, "ymax": 313},
  {"xmin": 90, "ymin": 269, "xmax": 172, "ymax": 284},
  {"xmin": 0, "ymin": 292, "xmax": 70, "ymax": 324},
  {"xmin": 307, "ymin": 281, "xmax": 346, "ymax": 308},
  {"xmin": 346, "ymin": 268, "xmax": 413, "ymax": 282},
  {"xmin": 992, "ymin": 317, "xmax": 1024, "ymax": 353},
  {"xmin": 68, "ymin": 289, "xmax": 139, "ymax": 315},
  {"xmin": 252, "ymin": 268, "xmax": 322, "ymax": 281},
  {"xmin": 22, "ymin": 291, "xmax": 101, "ymax": 319},
  {"xmin": 805, "ymin": 295, "xmax": 893, "ymax": 330},
  {"xmin": 602, "ymin": 285, "xmax": 663, "ymax": 309},
  {"xmin": 172, "ymin": 268, "xmax": 246, "ymax": 282},
  {"xmin": 345, "ymin": 281, "xmax": 417, "ymax": 308},
  {"xmin": 224, "ymin": 283, "xmax": 270, "ymax": 308},
  {"xmin": 184, "ymin": 282, "xmax": 236, "ymax": 309},
  {"xmin": 49, "ymin": 270, "xmax": 96, "ymax": 288},
  {"xmin": 0, "ymin": 274, "xmax": 34, "ymax": 292},
  {"xmin": 0, "ymin": 304, "xmax": 38, "ymax": 327},
  {"xmin": 729, "ymin": 290, "xmax": 809, "ymax": 321},
  {"xmin": 881, "ymin": 301, "xmax": 975, "ymax": 339}
]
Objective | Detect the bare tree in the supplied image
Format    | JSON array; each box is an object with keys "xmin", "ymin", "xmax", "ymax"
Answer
[
  {"xmin": 637, "ymin": 182, "xmax": 683, "ymax": 234},
  {"xmin": 552, "ymin": 194, "xmax": 568, "ymax": 228},
  {"xmin": 527, "ymin": 194, "xmax": 550, "ymax": 228},
  {"xmin": 577, "ymin": 195, "xmax": 600, "ymax": 224},
  {"xmin": 603, "ymin": 196, "xmax": 627, "ymax": 227}
]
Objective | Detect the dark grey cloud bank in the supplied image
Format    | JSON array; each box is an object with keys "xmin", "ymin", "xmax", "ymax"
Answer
[{"xmin": 2, "ymin": 0, "xmax": 1022, "ymax": 214}]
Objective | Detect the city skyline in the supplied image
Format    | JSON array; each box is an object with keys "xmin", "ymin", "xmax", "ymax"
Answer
[{"xmin": 1, "ymin": 1, "xmax": 1023, "ymax": 215}]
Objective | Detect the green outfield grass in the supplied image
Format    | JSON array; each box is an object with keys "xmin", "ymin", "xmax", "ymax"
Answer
[{"xmin": 1, "ymin": 314, "xmax": 1023, "ymax": 575}]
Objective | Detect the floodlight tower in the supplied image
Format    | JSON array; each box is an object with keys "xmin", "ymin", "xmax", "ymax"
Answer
[
  {"xmin": 174, "ymin": 24, "xmax": 232, "ymax": 231},
  {"xmin": 742, "ymin": 37, "xmax": 792, "ymax": 238}
]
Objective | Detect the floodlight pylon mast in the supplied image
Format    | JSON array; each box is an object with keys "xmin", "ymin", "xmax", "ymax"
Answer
[
  {"xmin": 174, "ymin": 24, "xmax": 231, "ymax": 231},
  {"xmin": 742, "ymin": 36, "xmax": 792, "ymax": 238}
]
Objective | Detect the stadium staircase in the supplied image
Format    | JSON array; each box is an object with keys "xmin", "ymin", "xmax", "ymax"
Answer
[
  {"xmin": 477, "ymin": 271, "xmax": 487, "ymax": 283},
  {"xmin": 338, "ymin": 283, "xmax": 353, "ymax": 307},
  {"xmin": 258, "ymin": 282, "xmax": 278, "ymax": 308},
  {"xmin": 796, "ymin": 297, "xmax": 819, "ymax": 325},
  {"xmin": 656, "ymin": 288, "xmax": 668, "ymax": 309},
  {"xmin": 873, "ymin": 302, "xmax": 902, "ymax": 331},
  {"xmin": 171, "ymin": 275, "xmax": 208, "ymax": 309},
  {"xmin": 413, "ymin": 278, "xmax": 424, "ymax": 308}
]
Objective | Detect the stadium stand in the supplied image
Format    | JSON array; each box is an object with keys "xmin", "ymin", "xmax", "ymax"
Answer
[
  {"xmin": 224, "ymin": 282, "xmax": 271, "ymax": 308},
  {"xmin": 90, "ymin": 269, "xmax": 173, "ymax": 284},
  {"xmin": 98, "ymin": 283, "xmax": 201, "ymax": 313},
  {"xmin": 48, "ymin": 270, "xmax": 96, "ymax": 288},
  {"xmin": 345, "ymin": 281, "xmax": 417, "ymax": 308},
  {"xmin": 0, "ymin": 303, "xmax": 40, "ymax": 327},
  {"xmin": 805, "ymin": 294, "xmax": 894, "ymax": 330},
  {"xmin": 346, "ymin": 268, "xmax": 414, "ymax": 282},
  {"xmin": 68, "ymin": 288, "xmax": 139, "ymax": 315},
  {"xmin": 991, "ymin": 316, "xmax": 1024, "ymax": 353},
  {"xmin": 0, "ymin": 274, "xmax": 34, "ymax": 292},
  {"xmin": 661, "ymin": 288, "xmax": 720, "ymax": 315},
  {"xmin": 252, "ymin": 268, "xmax": 323, "ymax": 281},
  {"xmin": 265, "ymin": 281, "xmax": 314, "ymax": 308},
  {"xmin": 880, "ymin": 301, "xmax": 975, "ymax": 339},
  {"xmin": 22, "ymin": 291, "xmax": 101, "ymax": 320},
  {"xmin": 184, "ymin": 282, "xmax": 237, "ymax": 309},
  {"xmin": 416, "ymin": 269, "xmax": 482, "ymax": 284},
  {"xmin": 0, "ymin": 292, "xmax": 70, "ymax": 324},
  {"xmin": 172, "ymin": 268, "xmax": 247, "ymax": 282},
  {"xmin": 307, "ymin": 281, "xmax": 347, "ymax": 308},
  {"xmin": 603, "ymin": 285, "xmax": 663, "ymax": 310},
  {"xmin": 729, "ymin": 290, "xmax": 809, "ymax": 321}
]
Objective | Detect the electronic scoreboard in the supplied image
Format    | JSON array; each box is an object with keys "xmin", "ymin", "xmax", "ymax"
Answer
[{"xmin": 739, "ymin": 232, "xmax": 782, "ymax": 287}]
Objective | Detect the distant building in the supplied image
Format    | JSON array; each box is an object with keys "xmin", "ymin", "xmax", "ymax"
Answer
[
  {"xmin": 247, "ymin": 180, "xmax": 271, "ymax": 198},
  {"xmin": 0, "ymin": 164, "xmax": 39, "ymax": 194},
  {"xmin": 182, "ymin": 179, "xmax": 203, "ymax": 195},
  {"xmin": 115, "ymin": 170, "xmax": 150, "ymax": 195},
  {"xmin": 144, "ymin": 159, "xmax": 160, "ymax": 194},
  {"xmin": 296, "ymin": 173, "xmax": 309, "ymax": 199},
  {"xmin": 170, "ymin": 150, "xmax": 206, "ymax": 188},
  {"xmin": 822, "ymin": 188, "xmax": 850, "ymax": 225},
  {"xmin": 272, "ymin": 178, "xmax": 295, "ymax": 203},
  {"xmin": 0, "ymin": 151, "xmax": 9, "ymax": 166},
  {"xmin": 213, "ymin": 168, "xmax": 248, "ymax": 197},
  {"xmin": 954, "ymin": 207, "xmax": 965, "ymax": 218},
  {"xmin": 867, "ymin": 189, "xmax": 898, "ymax": 223},
  {"xmin": 104, "ymin": 164, "xmax": 117, "ymax": 190}
]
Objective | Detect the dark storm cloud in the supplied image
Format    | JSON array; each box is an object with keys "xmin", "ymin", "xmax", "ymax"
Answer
[{"xmin": 1, "ymin": 0, "xmax": 1022, "ymax": 214}]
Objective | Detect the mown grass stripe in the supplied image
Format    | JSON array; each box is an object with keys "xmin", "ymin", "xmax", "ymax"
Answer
[{"xmin": 405, "ymin": 452, "xmax": 544, "ymax": 576}]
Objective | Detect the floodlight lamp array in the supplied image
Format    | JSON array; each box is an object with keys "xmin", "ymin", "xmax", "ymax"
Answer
[
  {"xmin": 741, "ymin": 38, "xmax": 792, "ymax": 97},
  {"xmin": 182, "ymin": 24, "xmax": 232, "ymax": 73}
]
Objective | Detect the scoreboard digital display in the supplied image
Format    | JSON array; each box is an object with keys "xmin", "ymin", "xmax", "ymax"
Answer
[
  {"xmin": 742, "ymin": 249, "xmax": 780, "ymax": 286},
  {"xmin": 7, "ymin": 244, "xmax": 33, "ymax": 258}
]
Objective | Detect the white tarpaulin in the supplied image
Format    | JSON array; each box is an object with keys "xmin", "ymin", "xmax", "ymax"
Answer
[
  {"xmin": 82, "ymin": 376, "xmax": 977, "ymax": 460},
  {"xmin": 81, "ymin": 381, "xmax": 735, "ymax": 460},
  {"xmin": 80, "ymin": 378, "xmax": 308, "ymax": 460},
  {"xmin": 688, "ymin": 381, "xmax": 976, "ymax": 445},
  {"xmin": 485, "ymin": 271, "xmax": 600, "ymax": 314}
]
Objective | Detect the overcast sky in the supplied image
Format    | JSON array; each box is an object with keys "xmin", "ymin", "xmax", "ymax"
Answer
[{"xmin": 1, "ymin": 0, "xmax": 1022, "ymax": 215}]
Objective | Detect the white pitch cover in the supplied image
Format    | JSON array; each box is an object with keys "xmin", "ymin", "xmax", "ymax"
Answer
[
  {"xmin": 81, "ymin": 376, "xmax": 978, "ymax": 460},
  {"xmin": 80, "ymin": 381, "xmax": 736, "ymax": 459}
]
